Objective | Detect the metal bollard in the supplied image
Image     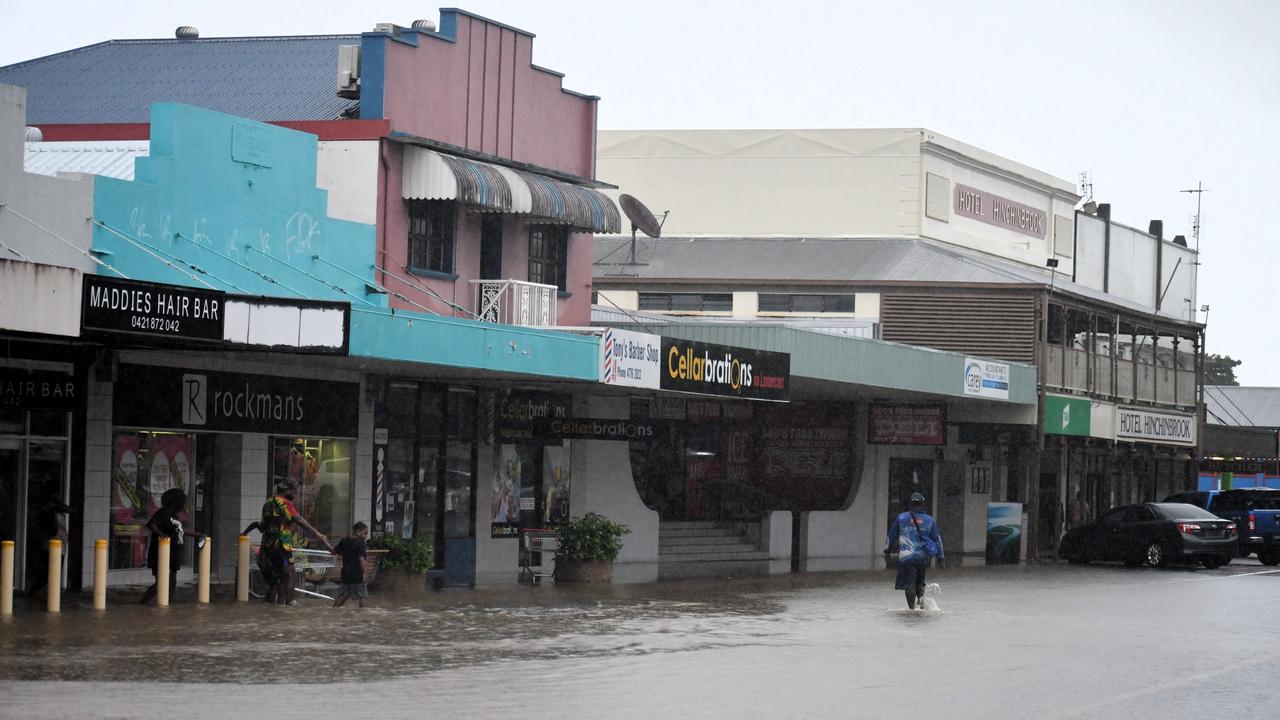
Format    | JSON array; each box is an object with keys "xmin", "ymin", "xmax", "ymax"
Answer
[
  {"xmin": 47, "ymin": 539, "xmax": 61, "ymax": 613},
  {"xmin": 1, "ymin": 540, "xmax": 13, "ymax": 616},
  {"xmin": 156, "ymin": 537, "xmax": 170, "ymax": 608},
  {"xmin": 197, "ymin": 537, "xmax": 211, "ymax": 604},
  {"xmin": 237, "ymin": 535, "xmax": 250, "ymax": 602},
  {"xmin": 93, "ymin": 539, "xmax": 108, "ymax": 610}
]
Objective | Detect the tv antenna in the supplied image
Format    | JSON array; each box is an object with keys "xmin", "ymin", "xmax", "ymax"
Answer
[
  {"xmin": 1078, "ymin": 172, "xmax": 1093, "ymax": 205},
  {"xmin": 1180, "ymin": 181, "xmax": 1207, "ymax": 252},
  {"xmin": 618, "ymin": 193, "xmax": 666, "ymax": 265}
]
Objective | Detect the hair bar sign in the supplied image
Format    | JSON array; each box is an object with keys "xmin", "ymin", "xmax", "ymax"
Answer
[
  {"xmin": 112, "ymin": 364, "xmax": 359, "ymax": 437},
  {"xmin": 954, "ymin": 184, "xmax": 1047, "ymax": 240},
  {"xmin": 82, "ymin": 275, "xmax": 225, "ymax": 342}
]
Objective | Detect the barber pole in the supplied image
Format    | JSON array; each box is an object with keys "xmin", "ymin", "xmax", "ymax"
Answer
[{"xmin": 374, "ymin": 446, "xmax": 385, "ymax": 522}]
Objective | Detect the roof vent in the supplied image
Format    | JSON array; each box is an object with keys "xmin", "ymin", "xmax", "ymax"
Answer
[
  {"xmin": 411, "ymin": 19, "xmax": 437, "ymax": 31},
  {"xmin": 175, "ymin": 26, "xmax": 199, "ymax": 40},
  {"xmin": 24, "ymin": 126, "xmax": 43, "ymax": 142}
]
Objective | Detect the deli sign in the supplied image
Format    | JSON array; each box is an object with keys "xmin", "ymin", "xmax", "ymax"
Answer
[
  {"xmin": 1116, "ymin": 405, "xmax": 1196, "ymax": 447},
  {"xmin": 83, "ymin": 275, "xmax": 224, "ymax": 342},
  {"xmin": 661, "ymin": 338, "xmax": 789, "ymax": 401}
]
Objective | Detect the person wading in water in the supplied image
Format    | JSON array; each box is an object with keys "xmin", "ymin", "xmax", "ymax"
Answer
[{"xmin": 884, "ymin": 492, "xmax": 945, "ymax": 610}]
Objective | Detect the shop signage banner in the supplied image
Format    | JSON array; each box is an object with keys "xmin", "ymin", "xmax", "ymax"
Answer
[
  {"xmin": 986, "ymin": 502, "xmax": 1024, "ymax": 564},
  {"xmin": 600, "ymin": 328, "xmax": 661, "ymax": 389},
  {"xmin": 963, "ymin": 358, "xmax": 1010, "ymax": 400},
  {"xmin": 112, "ymin": 364, "xmax": 359, "ymax": 437},
  {"xmin": 0, "ymin": 368, "xmax": 81, "ymax": 411},
  {"xmin": 660, "ymin": 338, "xmax": 790, "ymax": 401},
  {"xmin": 868, "ymin": 403, "xmax": 946, "ymax": 445},
  {"xmin": 1116, "ymin": 405, "xmax": 1196, "ymax": 446},
  {"xmin": 83, "ymin": 275, "xmax": 226, "ymax": 342},
  {"xmin": 539, "ymin": 417, "xmax": 663, "ymax": 442},
  {"xmin": 495, "ymin": 391, "xmax": 573, "ymax": 442},
  {"xmin": 954, "ymin": 183, "xmax": 1047, "ymax": 240},
  {"xmin": 1044, "ymin": 395, "xmax": 1091, "ymax": 436}
]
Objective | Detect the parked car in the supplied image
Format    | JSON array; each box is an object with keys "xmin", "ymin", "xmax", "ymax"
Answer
[
  {"xmin": 1058, "ymin": 502, "xmax": 1237, "ymax": 569},
  {"xmin": 1162, "ymin": 488, "xmax": 1280, "ymax": 564}
]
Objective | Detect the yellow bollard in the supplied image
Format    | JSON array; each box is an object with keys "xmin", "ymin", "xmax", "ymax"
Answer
[
  {"xmin": 47, "ymin": 539, "xmax": 61, "ymax": 613},
  {"xmin": 156, "ymin": 537, "xmax": 170, "ymax": 608},
  {"xmin": 197, "ymin": 537, "xmax": 211, "ymax": 604},
  {"xmin": 93, "ymin": 539, "xmax": 108, "ymax": 610},
  {"xmin": 1, "ymin": 540, "xmax": 13, "ymax": 617},
  {"xmin": 237, "ymin": 535, "xmax": 250, "ymax": 602}
]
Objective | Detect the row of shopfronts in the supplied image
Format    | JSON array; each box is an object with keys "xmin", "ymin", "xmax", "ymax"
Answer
[{"xmin": 2, "ymin": 268, "xmax": 1053, "ymax": 590}]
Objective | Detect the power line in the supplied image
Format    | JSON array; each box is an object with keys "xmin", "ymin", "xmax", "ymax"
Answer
[{"xmin": 2, "ymin": 204, "xmax": 128, "ymax": 278}]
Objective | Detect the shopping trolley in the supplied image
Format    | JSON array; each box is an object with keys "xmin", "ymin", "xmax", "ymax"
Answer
[
  {"xmin": 249, "ymin": 544, "xmax": 336, "ymax": 601},
  {"xmin": 518, "ymin": 528, "xmax": 559, "ymax": 584}
]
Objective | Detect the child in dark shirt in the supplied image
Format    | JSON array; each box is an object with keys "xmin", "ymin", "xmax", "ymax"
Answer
[
  {"xmin": 331, "ymin": 521, "xmax": 369, "ymax": 608},
  {"xmin": 140, "ymin": 488, "xmax": 203, "ymax": 605}
]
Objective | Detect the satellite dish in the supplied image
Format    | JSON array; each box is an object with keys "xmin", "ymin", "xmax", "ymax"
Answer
[
  {"xmin": 618, "ymin": 194, "xmax": 666, "ymax": 265},
  {"xmin": 620, "ymin": 194, "xmax": 663, "ymax": 238}
]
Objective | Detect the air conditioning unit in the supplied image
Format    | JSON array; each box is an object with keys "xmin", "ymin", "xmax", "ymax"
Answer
[
  {"xmin": 337, "ymin": 44, "xmax": 360, "ymax": 98},
  {"xmin": 373, "ymin": 22, "xmax": 403, "ymax": 35}
]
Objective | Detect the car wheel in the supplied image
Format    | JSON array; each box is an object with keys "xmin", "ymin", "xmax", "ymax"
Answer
[
  {"xmin": 1145, "ymin": 542, "xmax": 1167, "ymax": 568},
  {"xmin": 1259, "ymin": 549, "xmax": 1280, "ymax": 566},
  {"xmin": 1201, "ymin": 556, "xmax": 1226, "ymax": 570}
]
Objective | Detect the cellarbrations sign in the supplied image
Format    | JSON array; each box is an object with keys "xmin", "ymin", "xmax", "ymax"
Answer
[
  {"xmin": 82, "ymin": 275, "xmax": 225, "ymax": 342},
  {"xmin": 660, "ymin": 338, "xmax": 789, "ymax": 401}
]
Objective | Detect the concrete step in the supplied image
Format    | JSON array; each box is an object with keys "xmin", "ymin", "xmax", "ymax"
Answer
[
  {"xmin": 658, "ymin": 549, "xmax": 771, "ymax": 562},
  {"xmin": 659, "ymin": 520, "xmax": 727, "ymax": 530},
  {"xmin": 659, "ymin": 534, "xmax": 747, "ymax": 547},
  {"xmin": 659, "ymin": 526, "xmax": 742, "ymax": 539},
  {"xmin": 658, "ymin": 558, "xmax": 773, "ymax": 580}
]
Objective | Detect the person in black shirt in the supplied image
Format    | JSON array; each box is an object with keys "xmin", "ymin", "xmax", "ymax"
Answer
[
  {"xmin": 331, "ymin": 521, "xmax": 369, "ymax": 608},
  {"xmin": 140, "ymin": 488, "xmax": 203, "ymax": 605}
]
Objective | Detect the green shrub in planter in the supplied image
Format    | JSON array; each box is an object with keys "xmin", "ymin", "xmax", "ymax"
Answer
[
  {"xmin": 368, "ymin": 534, "xmax": 434, "ymax": 574},
  {"xmin": 555, "ymin": 512, "xmax": 630, "ymax": 562}
]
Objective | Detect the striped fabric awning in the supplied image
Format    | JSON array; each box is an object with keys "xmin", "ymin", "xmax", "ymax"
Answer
[{"xmin": 401, "ymin": 146, "xmax": 620, "ymax": 233}]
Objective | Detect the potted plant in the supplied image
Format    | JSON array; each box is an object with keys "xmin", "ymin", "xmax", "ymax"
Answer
[
  {"xmin": 554, "ymin": 512, "xmax": 630, "ymax": 583},
  {"xmin": 367, "ymin": 534, "xmax": 433, "ymax": 593}
]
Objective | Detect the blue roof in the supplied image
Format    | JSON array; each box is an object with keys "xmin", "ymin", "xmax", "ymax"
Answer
[{"xmin": 0, "ymin": 35, "xmax": 361, "ymax": 123}]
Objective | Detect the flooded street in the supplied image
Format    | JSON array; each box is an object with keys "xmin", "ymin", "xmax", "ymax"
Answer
[{"xmin": 1, "ymin": 561, "xmax": 1273, "ymax": 719}]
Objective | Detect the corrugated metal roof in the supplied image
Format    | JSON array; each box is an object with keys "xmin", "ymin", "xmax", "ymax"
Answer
[
  {"xmin": 24, "ymin": 140, "xmax": 148, "ymax": 179},
  {"xmin": 1205, "ymin": 386, "xmax": 1280, "ymax": 428},
  {"xmin": 593, "ymin": 235, "xmax": 1197, "ymax": 324},
  {"xmin": 0, "ymin": 36, "xmax": 360, "ymax": 123}
]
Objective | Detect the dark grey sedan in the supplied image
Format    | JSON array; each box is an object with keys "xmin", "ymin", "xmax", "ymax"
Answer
[{"xmin": 1059, "ymin": 502, "xmax": 1237, "ymax": 569}]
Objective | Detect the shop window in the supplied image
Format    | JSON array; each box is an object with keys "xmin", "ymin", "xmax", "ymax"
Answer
[
  {"xmin": 638, "ymin": 292, "xmax": 733, "ymax": 312},
  {"xmin": 268, "ymin": 437, "xmax": 355, "ymax": 541},
  {"xmin": 109, "ymin": 432, "xmax": 196, "ymax": 570},
  {"xmin": 407, "ymin": 200, "xmax": 456, "ymax": 275},
  {"xmin": 758, "ymin": 293, "xmax": 855, "ymax": 313},
  {"xmin": 528, "ymin": 225, "xmax": 569, "ymax": 291}
]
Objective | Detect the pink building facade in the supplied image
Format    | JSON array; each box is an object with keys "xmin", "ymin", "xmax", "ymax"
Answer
[{"xmin": 366, "ymin": 10, "xmax": 615, "ymax": 327}]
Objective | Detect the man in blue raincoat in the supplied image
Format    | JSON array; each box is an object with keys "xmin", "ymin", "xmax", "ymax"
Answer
[{"xmin": 884, "ymin": 492, "xmax": 945, "ymax": 609}]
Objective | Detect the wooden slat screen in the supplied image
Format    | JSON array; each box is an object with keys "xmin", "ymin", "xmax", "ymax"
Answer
[{"xmin": 881, "ymin": 293, "xmax": 1037, "ymax": 363}]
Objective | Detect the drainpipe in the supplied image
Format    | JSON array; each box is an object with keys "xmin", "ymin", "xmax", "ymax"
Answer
[{"xmin": 379, "ymin": 139, "xmax": 391, "ymax": 293}]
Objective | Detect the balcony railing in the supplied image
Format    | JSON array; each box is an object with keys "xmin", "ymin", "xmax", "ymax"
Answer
[
  {"xmin": 1043, "ymin": 343, "xmax": 1197, "ymax": 410},
  {"xmin": 470, "ymin": 279, "xmax": 558, "ymax": 328}
]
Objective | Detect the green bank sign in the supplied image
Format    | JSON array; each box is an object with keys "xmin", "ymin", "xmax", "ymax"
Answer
[{"xmin": 1044, "ymin": 395, "xmax": 1091, "ymax": 437}]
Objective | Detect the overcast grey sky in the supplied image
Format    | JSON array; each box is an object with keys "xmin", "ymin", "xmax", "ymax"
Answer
[{"xmin": 3, "ymin": 1, "xmax": 1277, "ymax": 384}]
